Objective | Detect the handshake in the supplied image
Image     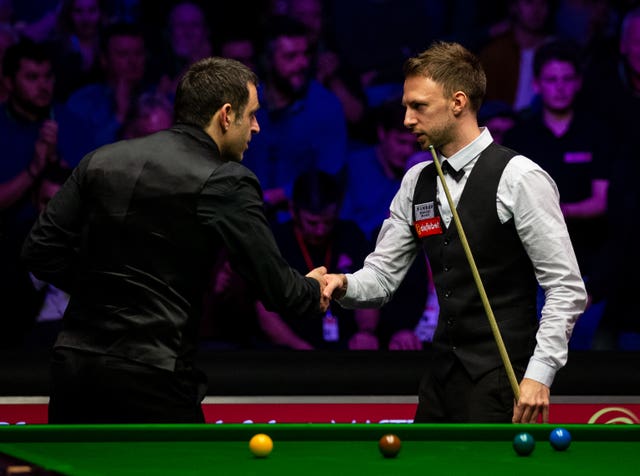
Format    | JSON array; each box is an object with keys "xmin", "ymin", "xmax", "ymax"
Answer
[{"xmin": 305, "ymin": 266, "xmax": 346, "ymax": 313}]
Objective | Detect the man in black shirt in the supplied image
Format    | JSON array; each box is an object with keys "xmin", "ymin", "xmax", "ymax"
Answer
[{"xmin": 22, "ymin": 57, "xmax": 328, "ymax": 423}]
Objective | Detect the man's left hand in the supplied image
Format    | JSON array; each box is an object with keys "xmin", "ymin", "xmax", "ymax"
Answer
[{"xmin": 513, "ymin": 378, "xmax": 550, "ymax": 423}]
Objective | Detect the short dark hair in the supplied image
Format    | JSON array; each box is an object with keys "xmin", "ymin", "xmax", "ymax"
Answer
[
  {"xmin": 100, "ymin": 22, "xmax": 144, "ymax": 54},
  {"xmin": 375, "ymin": 97, "xmax": 408, "ymax": 132},
  {"xmin": 403, "ymin": 41, "xmax": 486, "ymax": 112},
  {"xmin": 260, "ymin": 15, "xmax": 308, "ymax": 64},
  {"xmin": 292, "ymin": 170, "xmax": 343, "ymax": 214},
  {"xmin": 2, "ymin": 39, "xmax": 52, "ymax": 79},
  {"xmin": 173, "ymin": 56, "xmax": 258, "ymax": 128},
  {"xmin": 263, "ymin": 15, "xmax": 308, "ymax": 46},
  {"xmin": 533, "ymin": 40, "xmax": 583, "ymax": 78}
]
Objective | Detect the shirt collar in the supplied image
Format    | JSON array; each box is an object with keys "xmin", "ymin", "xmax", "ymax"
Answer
[
  {"xmin": 171, "ymin": 122, "xmax": 221, "ymax": 154},
  {"xmin": 440, "ymin": 127, "xmax": 493, "ymax": 171}
]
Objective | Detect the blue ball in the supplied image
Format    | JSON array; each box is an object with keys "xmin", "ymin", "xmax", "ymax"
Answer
[
  {"xmin": 513, "ymin": 432, "xmax": 535, "ymax": 456},
  {"xmin": 549, "ymin": 427, "xmax": 571, "ymax": 451}
]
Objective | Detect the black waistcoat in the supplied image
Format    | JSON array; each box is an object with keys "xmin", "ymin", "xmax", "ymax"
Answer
[{"xmin": 412, "ymin": 142, "xmax": 538, "ymax": 378}]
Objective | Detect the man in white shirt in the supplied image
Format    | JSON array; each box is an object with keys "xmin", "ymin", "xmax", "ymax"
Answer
[{"xmin": 323, "ymin": 41, "xmax": 586, "ymax": 424}]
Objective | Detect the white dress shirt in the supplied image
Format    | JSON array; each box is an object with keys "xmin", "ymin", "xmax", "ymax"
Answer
[{"xmin": 340, "ymin": 128, "xmax": 587, "ymax": 387}]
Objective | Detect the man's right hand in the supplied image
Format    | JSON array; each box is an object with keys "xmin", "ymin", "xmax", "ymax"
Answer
[
  {"xmin": 323, "ymin": 273, "xmax": 348, "ymax": 300},
  {"xmin": 31, "ymin": 119, "xmax": 59, "ymax": 176},
  {"xmin": 306, "ymin": 266, "xmax": 329, "ymax": 312}
]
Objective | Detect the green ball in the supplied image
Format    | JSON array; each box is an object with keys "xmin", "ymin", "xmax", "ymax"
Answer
[{"xmin": 513, "ymin": 432, "xmax": 535, "ymax": 456}]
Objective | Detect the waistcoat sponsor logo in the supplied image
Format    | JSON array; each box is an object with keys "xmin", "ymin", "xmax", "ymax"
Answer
[{"xmin": 415, "ymin": 217, "xmax": 442, "ymax": 238}]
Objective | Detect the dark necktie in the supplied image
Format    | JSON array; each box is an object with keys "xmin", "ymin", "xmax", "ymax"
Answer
[{"xmin": 441, "ymin": 161, "xmax": 465, "ymax": 182}]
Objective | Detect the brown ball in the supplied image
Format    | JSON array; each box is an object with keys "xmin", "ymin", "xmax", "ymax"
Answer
[{"xmin": 378, "ymin": 433, "xmax": 401, "ymax": 458}]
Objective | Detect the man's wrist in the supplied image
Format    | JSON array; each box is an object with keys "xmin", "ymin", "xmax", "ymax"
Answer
[{"xmin": 337, "ymin": 273, "xmax": 348, "ymax": 299}]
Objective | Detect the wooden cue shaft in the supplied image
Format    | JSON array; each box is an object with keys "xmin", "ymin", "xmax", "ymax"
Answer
[{"xmin": 428, "ymin": 145, "xmax": 520, "ymax": 401}]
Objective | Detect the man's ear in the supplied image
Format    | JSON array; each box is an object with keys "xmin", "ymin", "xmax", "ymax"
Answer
[
  {"xmin": 219, "ymin": 103, "xmax": 233, "ymax": 131},
  {"xmin": 451, "ymin": 91, "xmax": 467, "ymax": 116}
]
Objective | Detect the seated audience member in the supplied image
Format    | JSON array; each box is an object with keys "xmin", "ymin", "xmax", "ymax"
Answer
[
  {"xmin": 65, "ymin": 21, "xmax": 147, "ymax": 146},
  {"xmin": 477, "ymin": 100, "xmax": 516, "ymax": 145},
  {"xmin": 51, "ymin": 0, "xmax": 108, "ymax": 101},
  {"xmin": 587, "ymin": 139, "xmax": 640, "ymax": 351},
  {"xmin": 503, "ymin": 39, "xmax": 611, "ymax": 349},
  {"xmin": 479, "ymin": 0, "xmax": 555, "ymax": 111},
  {"xmin": 373, "ymin": 236, "xmax": 437, "ymax": 351},
  {"xmin": 10, "ymin": 0, "xmax": 58, "ymax": 43},
  {"xmin": 553, "ymin": 0, "xmax": 619, "ymax": 65},
  {"xmin": 0, "ymin": 22, "xmax": 19, "ymax": 103},
  {"xmin": 151, "ymin": 1, "xmax": 212, "ymax": 100},
  {"xmin": 503, "ymin": 39, "xmax": 610, "ymax": 285},
  {"xmin": 340, "ymin": 99, "xmax": 418, "ymax": 240},
  {"xmin": 121, "ymin": 92, "xmax": 173, "ymax": 139},
  {"xmin": 326, "ymin": 0, "xmax": 433, "ymax": 102},
  {"xmin": 217, "ymin": 33, "xmax": 256, "ymax": 72},
  {"xmin": 257, "ymin": 171, "xmax": 377, "ymax": 350},
  {"xmin": 283, "ymin": 0, "xmax": 370, "ymax": 143},
  {"xmin": 579, "ymin": 7, "xmax": 640, "ymax": 151},
  {"xmin": 0, "ymin": 39, "xmax": 95, "ymax": 237},
  {"xmin": 199, "ymin": 249, "xmax": 266, "ymax": 350},
  {"xmin": 241, "ymin": 15, "xmax": 347, "ymax": 220},
  {"xmin": 22, "ymin": 164, "xmax": 72, "ymax": 349}
]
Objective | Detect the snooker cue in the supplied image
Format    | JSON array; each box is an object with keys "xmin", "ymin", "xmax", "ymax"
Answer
[{"xmin": 428, "ymin": 145, "xmax": 520, "ymax": 402}]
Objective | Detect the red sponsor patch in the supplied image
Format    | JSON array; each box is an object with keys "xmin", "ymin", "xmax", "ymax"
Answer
[{"xmin": 415, "ymin": 217, "xmax": 442, "ymax": 237}]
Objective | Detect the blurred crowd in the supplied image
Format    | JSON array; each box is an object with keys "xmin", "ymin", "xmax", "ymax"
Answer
[{"xmin": 1, "ymin": 0, "xmax": 639, "ymax": 352}]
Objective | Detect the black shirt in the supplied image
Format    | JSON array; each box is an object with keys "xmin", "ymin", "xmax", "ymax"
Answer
[{"xmin": 22, "ymin": 124, "xmax": 321, "ymax": 371}]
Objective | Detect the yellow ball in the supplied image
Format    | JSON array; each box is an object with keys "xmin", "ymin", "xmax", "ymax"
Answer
[{"xmin": 249, "ymin": 433, "xmax": 273, "ymax": 458}]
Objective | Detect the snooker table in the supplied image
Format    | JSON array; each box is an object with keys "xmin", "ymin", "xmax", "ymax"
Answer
[{"xmin": 0, "ymin": 423, "xmax": 638, "ymax": 476}]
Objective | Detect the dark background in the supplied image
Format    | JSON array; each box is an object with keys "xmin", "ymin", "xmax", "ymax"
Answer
[{"xmin": 2, "ymin": 347, "xmax": 638, "ymax": 396}]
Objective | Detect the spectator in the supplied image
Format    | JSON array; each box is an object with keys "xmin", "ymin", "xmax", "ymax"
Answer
[
  {"xmin": 340, "ymin": 99, "xmax": 418, "ymax": 240},
  {"xmin": 121, "ymin": 91, "xmax": 173, "ymax": 139},
  {"xmin": 256, "ymin": 170, "xmax": 377, "ymax": 350},
  {"xmin": 0, "ymin": 39, "xmax": 94, "ymax": 347},
  {"xmin": 22, "ymin": 164, "xmax": 72, "ymax": 350},
  {"xmin": 579, "ymin": 6, "xmax": 640, "ymax": 149},
  {"xmin": 284, "ymin": 0, "xmax": 370, "ymax": 143},
  {"xmin": 0, "ymin": 39, "xmax": 95, "ymax": 234},
  {"xmin": 51, "ymin": 0, "xmax": 108, "ymax": 101},
  {"xmin": 480, "ymin": 0, "xmax": 555, "ymax": 110},
  {"xmin": 65, "ymin": 21, "xmax": 147, "ymax": 146},
  {"xmin": 477, "ymin": 100, "xmax": 516, "ymax": 145},
  {"xmin": 199, "ymin": 248, "xmax": 266, "ymax": 350},
  {"xmin": 503, "ymin": 39, "xmax": 611, "ymax": 286},
  {"xmin": 217, "ymin": 33, "xmax": 256, "ymax": 71},
  {"xmin": 424, "ymin": 0, "xmax": 512, "ymax": 53},
  {"xmin": 339, "ymin": 98, "xmax": 438, "ymax": 350},
  {"xmin": 0, "ymin": 0, "xmax": 10, "ymax": 24},
  {"xmin": 554, "ymin": 0, "xmax": 620, "ymax": 62},
  {"xmin": 241, "ymin": 15, "xmax": 347, "ymax": 220},
  {"xmin": 152, "ymin": 1, "xmax": 212, "ymax": 99},
  {"xmin": 0, "ymin": 22, "xmax": 18, "ymax": 103},
  {"xmin": 11, "ymin": 0, "xmax": 59, "ymax": 43},
  {"xmin": 326, "ymin": 0, "xmax": 433, "ymax": 89},
  {"xmin": 587, "ymin": 137, "xmax": 640, "ymax": 351}
]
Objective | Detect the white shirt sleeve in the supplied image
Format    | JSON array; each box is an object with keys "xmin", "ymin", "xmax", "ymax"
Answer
[
  {"xmin": 498, "ymin": 156, "xmax": 587, "ymax": 386},
  {"xmin": 340, "ymin": 162, "xmax": 428, "ymax": 308}
]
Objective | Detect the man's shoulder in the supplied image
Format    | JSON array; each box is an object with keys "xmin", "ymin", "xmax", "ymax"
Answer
[
  {"xmin": 305, "ymin": 80, "xmax": 344, "ymax": 110},
  {"xmin": 0, "ymin": 103, "xmax": 23, "ymax": 131},
  {"xmin": 346, "ymin": 145, "xmax": 377, "ymax": 166},
  {"xmin": 66, "ymin": 84, "xmax": 110, "ymax": 110}
]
